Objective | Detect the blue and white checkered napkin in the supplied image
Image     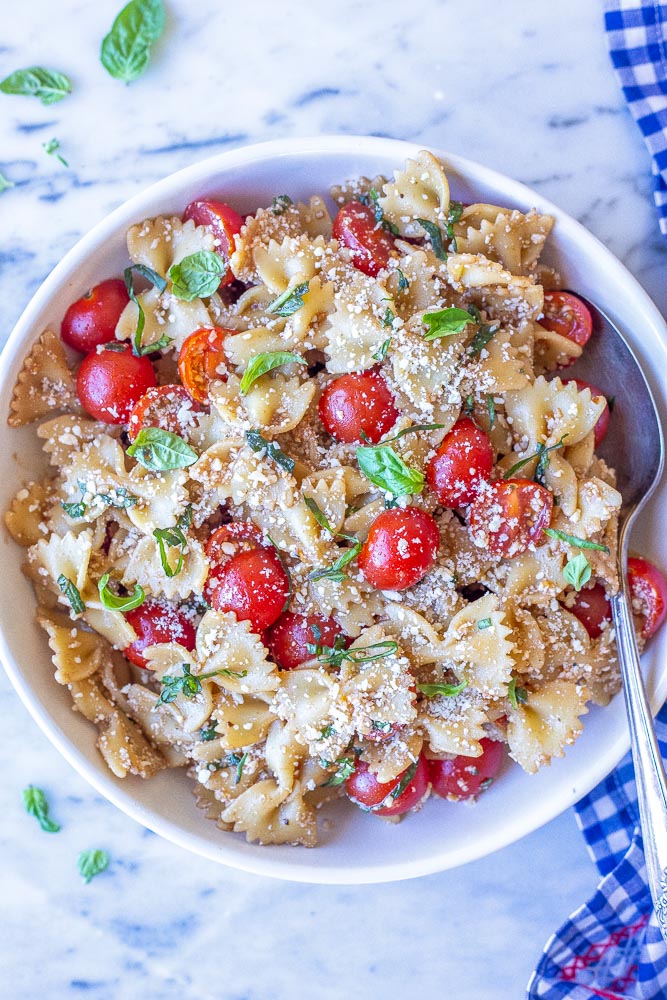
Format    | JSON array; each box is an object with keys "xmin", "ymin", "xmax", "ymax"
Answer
[
  {"xmin": 527, "ymin": 704, "xmax": 667, "ymax": 998},
  {"xmin": 605, "ymin": 1, "xmax": 667, "ymax": 240}
]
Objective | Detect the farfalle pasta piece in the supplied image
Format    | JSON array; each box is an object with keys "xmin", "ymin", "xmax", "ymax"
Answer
[
  {"xmin": 122, "ymin": 533, "xmax": 208, "ymax": 601},
  {"xmin": 253, "ymin": 234, "xmax": 326, "ymax": 295},
  {"xmin": 37, "ymin": 609, "xmax": 108, "ymax": 684},
  {"xmin": 230, "ymin": 204, "xmax": 307, "ymax": 284},
  {"xmin": 37, "ymin": 415, "xmax": 114, "ymax": 467},
  {"xmin": 126, "ymin": 215, "xmax": 215, "ymax": 276},
  {"xmin": 379, "ymin": 150, "xmax": 450, "ymax": 237},
  {"xmin": 322, "ymin": 270, "xmax": 395, "ymax": 373},
  {"xmin": 446, "ymin": 253, "xmax": 544, "ymax": 322},
  {"xmin": 361, "ymin": 730, "xmax": 424, "ymax": 784},
  {"xmin": 507, "ymin": 680, "xmax": 589, "ymax": 773},
  {"xmin": 28, "ymin": 528, "xmax": 93, "ymax": 605},
  {"xmin": 5, "ymin": 480, "xmax": 55, "ymax": 546},
  {"xmin": 454, "ymin": 205, "xmax": 554, "ymax": 276},
  {"xmin": 220, "ymin": 777, "xmax": 317, "ymax": 847},
  {"xmin": 504, "ymin": 375, "xmax": 606, "ymax": 453},
  {"xmin": 339, "ymin": 625, "xmax": 417, "ymax": 738},
  {"xmin": 419, "ymin": 686, "xmax": 489, "ymax": 757},
  {"xmin": 9, "ymin": 329, "xmax": 79, "ymax": 427},
  {"xmin": 115, "ymin": 285, "xmax": 216, "ymax": 354},
  {"xmin": 442, "ymin": 594, "xmax": 513, "ymax": 698},
  {"xmin": 297, "ymin": 195, "xmax": 332, "ymax": 239},
  {"xmin": 196, "ymin": 611, "xmax": 280, "ymax": 695}
]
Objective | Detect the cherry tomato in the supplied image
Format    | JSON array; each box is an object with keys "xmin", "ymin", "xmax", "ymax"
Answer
[
  {"xmin": 128, "ymin": 384, "xmax": 200, "ymax": 442},
  {"xmin": 467, "ymin": 479, "xmax": 553, "ymax": 558},
  {"xmin": 428, "ymin": 738, "xmax": 503, "ymax": 800},
  {"xmin": 76, "ymin": 345, "xmax": 156, "ymax": 424},
  {"xmin": 358, "ymin": 507, "xmax": 440, "ymax": 591},
  {"xmin": 332, "ymin": 201, "xmax": 396, "ymax": 277},
  {"xmin": 178, "ymin": 326, "xmax": 230, "ymax": 404},
  {"xmin": 564, "ymin": 379, "xmax": 610, "ymax": 448},
  {"xmin": 61, "ymin": 278, "xmax": 130, "ymax": 354},
  {"xmin": 182, "ymin": 199, "xmax": 244, "ymax": 287},
  {"xmin": 264, "ymin": 612, "xmax": 346, "ymax": 670},
  {"xmin": 628, "ymin": 556, "xmax": 667, "ymax": 639},
  {"xmin": 125, "ymin": 599, "xmax": 197, "ymax": 669},
  {"xmin": 318, "ymin": 369, "xmax": 399, "ymax": 444},
  {"xmin": 205, "ymin": 522, "xmax": 264, "ymax": 565},
  {"xmin": 539, "ymin": 291, "xmax": 593, "ymax": 349},
  {"xmin": 346, "ymin": 755, "xmax": 429, "ymax": 816},
  {"xmin": 569, "ymin": 583, "xmax": 612, "ymax": 639},
  {"xmin": 209, "ymin": 547, "xmax": 290, "ymax": 632},
  {"xmin": 426, "ymin": 417, "xmax": 494, "ymax": 507}
]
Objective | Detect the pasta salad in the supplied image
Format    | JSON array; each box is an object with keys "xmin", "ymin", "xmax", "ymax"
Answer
[{"xmin": 6, "ymin": 150, "xmax": 667, "ymax": 847}]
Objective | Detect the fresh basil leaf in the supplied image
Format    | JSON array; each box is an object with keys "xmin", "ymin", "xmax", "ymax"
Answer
[
  {"xmin": 508, "ymin": 676, "xmax": 528, "ymax": 710},
  {"xmin": 362, "ymin": 187, "xmax": 399, "ymax": 235},
  {"xmin": 200, "ymin": 722, "xmax": 219, "ymax": 742},
  {"xmin": 267, "ymin": 281, "xmax": 309, "ymax": 317},
  {"xmin": 22, "ymin": 785, "xmax": 60, "ymax": 833},
  {"xmin": 0, "ymin": 66, "xmax": 71, "ymax": 105},
  {"xmin": 153, "ymin": 510, "xmax": 191, "ymax": 579},
  {"xmin": 303, "ymin": 496, "xmax": 335, "ymax": 534},
  {"xmin": 487, "ymin": 396, "xmax": 496, "ymax": 430},
  {"xmin": 57, "ymin": 574, "xmax": 85, "ymax": 614},
  {"xmin": 308, "ymin": 638, "xmax": 399, "ymax": 668},
  {"xmin": 309, "ymin": 541, "xmax": 362, "ymax": 583},
  {"xmin": 543, "ymin": 528, "xmax": 610, "ymax": 553},
  {"xmin": 477, "ymin": 618, "xmax": 493, "ymax": 630},
  {"xmin": 396, "ymin": 269, "xmax": 409, "ymax": 292},
  {"xmin": 123, "ymin": 263, "xmax": 168, "ymax": 355},
  {"xmin": 101, "ymin": 0, "xmax": 166, "ymax": 83},
  {"xmin": 62, "ymin": 499, "xmax": 87, "ymax": 518},
  {"xmin": 98, "ymin": 573, "xmax": 145, "ymax": 611},
  {"xmin": 322, "ymin": 756, "xmax": 355, "ymax": 787},
  {"xmin": 373, "ymin": 338, "xmax": 392, "ymax": 362},
  {"xmin": 239, "ymin": 351, "xmax": 305, "ymax": 396},
  {"xmin": 388, "ymin": 760, "xmax": 419, "ymax": 801},
  {"xmin": 563, "ymin": 553, "xmax": 592, "ymax": 591},
  {"xmin": 0, "ymin": 173, "xmax": 14, "ymax": 193},
  {"xmin": 77, "ymin": 849, "xmax": 109, "ymax": 884},
  {"xmin": 422, "ymin": 307, "xmax": 472, "ymax": 341},
  {"xmin": 272, "ymin": 194, "xmax": 292, "ymax": 215},
  {"xmin": 356, "ymin": 444, "xmax": 424, "ymax": 497},
  {"xmin": 42, "ymin": 137, "xmax": 68, "ymax": 167},
  {"xmin": 417, "ymin": 681, "xmax": 467, "ymax": 698},
  {"xmin": 503, "ymin": 435, "xmax": 567, "ymax": 482},
  {"xmin": 371, "ymin": 720, "xmax": 393, "ymax": 734},
  {"xmin": 468, "ymin": 323, "xmax": 498, "ymax": 356},
  {"xmin": 382, "ymin": 307, "xmax": 395, "ymax": 328},
  {"xmin": 416, "ymin": 219, "xmax": 445, "ymax": 260},
  {"xmin": 168, "ymin": 251, "xmax": 227, "ymax": 302},
  {"xmin": 244, "ymin": 430, "xmax": 295, "ymax": 474},
  {"xmin": 157, "ymin": 663, "xmax": 247, "ymax": 705},
  {"xmin": 234, "ymin": 751, "xmax": 248, "ymax": 785},
  {"xmin": 127, "ymin": 427, "xmax": 198, "ymax": 471}
]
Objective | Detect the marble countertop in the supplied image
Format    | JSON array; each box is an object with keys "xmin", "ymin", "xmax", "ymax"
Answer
[{"xmin": 1, "ymin": 1, "xmax": 665, "ymax": 997}]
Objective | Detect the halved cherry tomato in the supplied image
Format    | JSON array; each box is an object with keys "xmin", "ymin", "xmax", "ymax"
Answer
[
  {"xmin": 346, "ymin": 755, "xmax": 429, "ymax": 816},
  {"xmin": 564, "ymin": 379, "xmax": 610, "ymax": 448},
  {"xmin": 358, "ymin": 507, "xmax": 440, "ymax": 591},
  {"xmin": 125, "ymin": 599, "xmax": 197, "ymax": 669},
  {"xmin": 318, "ymin": 369, "xmax": 399, "ymax": 444},
  {"xmin": 205, "ymin": 522, "xmax": 264, "ymax": 565},
  {"xmin": 628, "ymin": 556, "xmax": 667, "ymax": 639},
  {"xmin": 128, "ymin": 384, "xmax": 200, "ymax": 442},
  {"xmin": 539, "ymin": 291, "xmax": 593, "ymax": 349},
  {"xmin": 209, "ymin": 547, "xmax": 290, "ymax": 632},
  {"xmin": 428, "ymin": 738, "xmax": 503, "ymax": 800},
  {"xmin": 61, "ymin": 278, "xmax": 130, "ymax": 354},
  {"xmin": 178, "ymin": 326, "xmax": 230, "ymax": 404},
  {"xmin": 569, "ymin": 582, "xmax": 612, "ymax": 639},
  {"xmin": 182, "ymin": 199, "xmax": 244, "ymax": 287},
  {"xmin": 264, "ymin": 612, "xmax": 346, "ymax": 670},
  {"xmin": 76, "ymin": 344, "xmax": 156, "ymax": 424},
  {"xmin": 467, "ymin": 479, "xmax": 553, "ymax": 558},
  {"xmin": 426, "ymin": 417, "xmax": 494, "ymax": 507},
  {"xmin": 332, "ymin": 201, "xmax": 396, "ymax": 277}
]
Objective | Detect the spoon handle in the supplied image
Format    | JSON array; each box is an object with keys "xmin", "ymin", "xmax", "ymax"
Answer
[{"xmin": 611, "ymin": 588, "xmax": 667, "ymax": 938}]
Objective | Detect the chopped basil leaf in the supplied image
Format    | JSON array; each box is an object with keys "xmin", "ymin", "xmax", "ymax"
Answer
[
  {"xmin": 0, "ymin": 173, "xmax": 15, "ymax": 193},
  {"xmin": 487, "ymin": 396, "xmax": 496, "ymax": 429},
  {"xmin": 152, "ymin": 507, "xmax": 192, "ymax": 578},
  {"xmin": 464, "ymin": 394, "xmax": 474, "ymax": 417},
  {"xmin": 272, "ymin": 194, "xmax": 293, "ymax": 215},
  {"xmin": 239, "ymin": 351, "xmax": 305, "ymax": 396},
  {"xmin": 308, "ymin": 637, "xmax": 398, "ymax": 667},
  {"xmin": 22, "ymin": 785, "xmax": 60, "ymax": 833},
  {"xmin": 468, "ymin": 323, "xmax": 498, "ymax": 356},
  {"xmin": 382, "ymin": 307, "xmax": 395, "ymax": 328},
  {"xmin": 62, "ymin": 498, "xmax": 87, "ymax": 518},
  {"xmin": 363, "ymin": 187, "xmax": 399, "ymax": 235},
  {"xmin": 127, "ymin": 427, "xmax": 198, "ymax": 471},
  {"xmin": 416, "ymin": 219, "xmax": 446, "ymax": 260},
  {"xmin": 123, "ymin": 263, "xmax": 169, "ymax": 356},
  {"xmin": 543, "ymin": 528, "xmax": 610, "ymax": 553},
  {"xmin": 63, "ymin": 482, "xmax": 139, "ymax": 518},
  {"xmin": 417, "ymin": 680, "xmax": 467, "ymax": 698},
  {"xmin": 77, "ymin": 849, "xmax": 109, "ymax": 884},
  {"xmin": 303, "ymin": 496, "xmax": 335, "ymax": 534},
  {"xmin": 101, "ymin": 0, "xmax": 166, "ymax": 83},
  {"xmin": 467, "ymin": 304, "xmax": 482, "ymax": 323},
  {"xmin": 309, "ymin": 541, "xmax": 362, "ymax": 583},
  {"xmin": 0, "ymin": 66, "xmax": 71, "ymax": 105},
  {"xmin": 563, "ymin": 553, "xmax": 592, "ymax": 591},
  {"xmin": 373, "ymin": 338, "xmax": 392, "ymax": 362},
  {"xmin": 371, "ymin": 720, "xmax": 393, "ymax": 734},
  {"xmin": 42, "ymin": 137, "xmax": 68, "ymax": 167},
  {"xmin": 503, "ymin": 435, "xmax": 567, "ymax": 483},
  {"xmin": 356, "ymin": 443, "xmax": 424, "ymax": 497},
  {"xmin": 422, "ymin": 307, "xmax": 472, "ymax": 340},
  {"xmin": 396, "ymin": 269, "xmax": 409, "ymax": 292},
  {"xmin": 98, "ymin": 573, "xmax": 145, "ymax": 611},
  {"xmin": 319, "ymin": 724, "xmax": 336, "ymax": 739},
  {"xmin": 57, "ymin": 574, "xmax": 85, "ymax": 614},
  {"xmin": 200, "ymin": 722, "xmax": 219, "ymax": 742},
  {"xmin": 322, "ymin": 755, "xmax": 356, "ymax": 786},
  {"xmin": 245, "ymin": 430, "xmax": 295, "ymax": 474},
  {"xmin": 508, "ymin": 676, "xmax": 529, "ymax": 710},
  {"xmin": 445, "ymin": 200, "xmax": 464, "ymax": 252},
  {"xmin": 267, "ymin": 281, "xmax": 309, "ymax": 316},
  {"xmin": 169, "ymin": 251, "xmax": 226, "ymax": 301},
  {"xmin": 477, "ymin": 618, "xmax": 493, "ymax": 630},
  {"xmin": 234, "ymin": 752, "xmax": 248, "ymax": 785},
  {"xmin": 157, "ymin": 663, "xmax": 247, "ymax": 705},
  {"xmin": 388, "ymin": 760, "xmax": 418, "ymax": 801}
]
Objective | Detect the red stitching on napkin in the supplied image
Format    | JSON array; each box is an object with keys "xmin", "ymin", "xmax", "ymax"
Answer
[{"xmin": 558, "ymin": 913, "xmax": 649, "ymax": 996}]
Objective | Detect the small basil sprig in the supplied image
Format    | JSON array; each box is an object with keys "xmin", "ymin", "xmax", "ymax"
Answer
[
  {"xmin": 168, "ymin": 251, "xmax": 227, "ymax": 301},
  {"xmin": 0, "ymin": 66, "xmax": 72, "ymax": 105},
  {"xmin": 153, "ymin": 506, "xmax": 192, "ymax": 578},
  {"xmin": 444, "ymin": 200, "xmax": 463, "ymax": 252},
  {"xmin": 77, "ymin": 849, "xmax": 109, "ymax": 884},
  {"xmin": 123, "ymin": 263, "xmax": 170, "ymax": 356},
  {"xmin": 321, "ymin": 756, "xmax": 356, "ymax": 787},
  {"xmin": 245, "ymin": 430, "xmax": 295, "ymax": 474},
  {"xmin": 157, "ymin": 663, "xmax": 248, "ymax": 705},
  {"xmin": 373, "ymin": 338, "xmax": 392, "ymax": 362},
  {"xmin": 416, "ymin": 219, "xmax": 446, "ymax": 260},
  {"xmin": 57, "ymin": 575, "xmax": 85, "ymax": 614},
  {"xmin": 508, "ymin": 677, "xmax": 529, "ymax": 710},
  {"xmin": 212, "ymin": 751, "xmax": 248, "ymax": 785},
  {"xmin": 417, "ymin": 680, "xmax": 467, "ymax": 698},
  {"xmin": 422, "ymin": 307, "xmax": 472, "ymax": 341},
  {"xmin": 101, "ymin": 0, "xmax": 166, "ymax": 83},
  {"xmin": 22, "ymin": 786, "xmax": 60, "ymax": 833},
  {"xmin": 396, "ymin": 269, "xmax": 409, "ymax": 292},
  {"xmin": 267, "ymin": 281, "xmax": 309, "ymax": 316},
  {"xmin": 309, "ymin": 542, "xmax": 362, "ymax": 583},
  {"xmin": 307, "ymin": 632, "xmax": 398, "ymax": 667},
  {"xmin": 42, "ymin": 138, "xmax": 68, "ymax": 167},
  {"xmin": 98, "ymin": 573, "xmax": 145, "ymax": 612},
  {"xmin": 543, "ymin": 528, "xmax": 610, "ymax": 553},
  {"xmin": 127, "ymin": 427, "xmax": 198, "ymax": 471},
  {"xmin": 563, "ymin": 553, "xmax": 592, "ymax": 591},
  {"xmin": 62, "ymin": 481, "xmax": 138, "ymax": 518},
  {"xmin": 503, "ymin": 435, "xmax": 567, "ymax": 484},
  {"xmin": 239, "ymin": 351, "xmax": 306, "ymax": 396},
  {"xmin": 356, "ymin": 443, "xmax": 424, "ymax": 498}
]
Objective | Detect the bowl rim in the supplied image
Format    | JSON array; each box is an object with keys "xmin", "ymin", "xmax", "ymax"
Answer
[{"xmin": 2, "ymin": 134, "xmax": 666, "ymax": 884}]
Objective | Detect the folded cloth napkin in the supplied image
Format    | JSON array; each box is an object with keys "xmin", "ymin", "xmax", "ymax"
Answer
[
  {"xmin": 527, "ymin": 703, "xmax": 667, "ymax": 998},
  {"xmin": 605, "ymin": 0, "xmax": 667, "ymax": 241}
]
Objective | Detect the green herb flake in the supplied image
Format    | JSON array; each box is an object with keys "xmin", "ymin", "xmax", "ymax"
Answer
[
  {"xmin": 388, "ymin": 760, "xmax": 418, "ymax": 802},
  {"xmin": 303, "ymin": 496, "xmax": 335, "ymax": 534},
  {"xmin": 309, "ymin": 541, "xmax": 362, "ymax": 583},
  {"xmin": 0, "ymin": 173, "xmax": 14, "ymax": 193},
  {"xmin": 396, "ymin": 269, "xmax": 409, "ymax": 293},
  {"xmin": 371, "ymin": 720, "xmax": 393, "ymax": 734},
  {"xmin": 239, "ymin": 351, "xmax": 305, "ymax": 396},
  {"xmin": 468, "ymin": 323, "xmax": 499, "ymax": 357},
  {"xmin": 445, "ymin": 200, "xmax": 464, "ymax": 251},
  {"xmin": 22, "ymin": 785, "xmax": 60, "ymax": 833},
  {"xmin": 0, "ymin": 66, "xmax": 72, "ymax": 105},
  {"xmin": 322, "ymin": 755, "xmax": 356, "ymax": 786},
  {"xmin": 563, "ymin": 553, "xmax": 592, "ymax": 592},
  {"xmin": 366, "ymin": 187, "xmax": 399, "ymax": 235},
  {"xmin": 487, "ymin": 396, "xmax": 496, "ymax": 430},
  {"xmin": 157, "ymin": 663, "xmax": 247, "ymax": 705},
  {"xmin": 101, "ymin": 0, "xmax": 166, "ymax": 84},
  {"xmin": 152, "ymin": 507, "xmax": 192, "ymax": 578},
  {"xmin": 416, "ymin": 219, "xmax": 446, "ymax": 260},
  {"xmin": 356, "ymin": 443, "xmax": 424, "ymax": 498},
  {"xmin": 41, "ymin": 137, "xmax": 68, "ymax": 167},
  {"xmin": 266, "ymin": 281, "xmax": 309, "ymax": 317},
  {"xmin": 417, "ymin": 680, "xmax": 467, "ymax": 698},
  {"xmin": 382, "ymin": 307, "xmax": 395, "ymax": 328},
  {"xmin": 477, "ymin": 617, "xmax": 493, "ymax": 630},
  {"xmin": 380, "ymin": 423, "xmax": 446, "ymax": 445},
  {"xmin": 200, "ymin": 722, "xmax": 219, "ymax": 742},
  {"xmin": 98, "ymin": 573, "xmax": 145, "ymax": 612},
  {"xmin": 77, "ymin": 849, "xmax": 109, "ymax": 884},
  {"xmin": 373, "ymin": 337, "xmax": 392, "ymax": 362},
  {"xmin": 422, "ymin": 306, "xmax": 472, "ymax": 341},
  {"xmin": 319, "ymin": 724, "xmax": 336, "ymax": 740},
  {"xmin": 272, "ymin": 194, "xmax": 293, "ymax": 215},
  {"xmin": 308, "ymin": 636, "xmax": 398, "ymax": 667},
  {"xmin": 168, "ymin": 251, "xmax": 226, "ymax": 301},
  {"xmin": 245, "ymin": 430, "xmax": 295, "ymax": 474},
  {"xmin": 543, "ymin": 528, "xmax": 610, "ymax": 553},
  {"xmin": 57, "ymin": 574, "xmax": 85, "ymax": 614},
  {"xmin": 127, "ymin": 427, "xmax": 198, "ymax": 472},
  {"xmin": 508, "ymin": 677, "xmax": 529, "ymax": 710},
  {"xmin": 123, "ymin": 263, "xmax": 169, "ymax": 356}
]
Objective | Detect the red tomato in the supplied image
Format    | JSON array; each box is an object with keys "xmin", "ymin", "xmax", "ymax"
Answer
[
  {"xmin": 428, "ymin": 738, "xmax": 503, "ymax": 800},
  {"xmin": 209, "ymin": 547, "xmax": 290, "ymax": 632},
  {"xmin": 128, "ymin": 384, "xmax": 200, "ymax": 442},
  {"xmin": 564, "ymin": 379, "xmax": 610, "ymax": 448},
  {"xmin": 332, "ymin": 201, "xmax": 396, "ymax": 277},
  {"xmin": 346, "ymin": 756, "xmax": 429, "ymax": 816},
  {"xmin": 125, "ymin": 599, "xmax": 197, "ymax": 669},
  {"xmin": 76, "ymin": 345, "xmax": 156, "ymax": 424},
  {"xmin": 61, "ymin": 278, "xmax": 130, "ymax": 354},
  {"xmin": 358, "ymin": 507, "xmax": 440, "ymax": 591},
  {"xmin": 426, "ymin": 417, "xmax": 494, "ymax": 507},
  {"xmin": 182, "ymin": 199, "xmax": 244, "ymax": 287},
  {"xmin": 539, "ymin": 291, "xmax": 593, "ymax": 349},
  {"xmin": 264, "ymin": 612, "xmax": 346, "ymax": 670},
  {"xmin": 318, "ymin": 370, "xmax": 399, "ymax": 444},
  {"xmin": 569, "ymin": 582, "xmax": 612, "ymax": 639},
  {"xmin": 628, "ymin": 556, "xmax": 667, "ymax": 639},
  {"xmin": 205, "ymin": 522, "xmax": 264, "ymax": 565},
  {"xmin": 178, "ymin": 326, "xmax": 229, "ymax": 404},
  {"xmin": 468, "ymin": 479, "xmax": 553, "ymax": 558}
]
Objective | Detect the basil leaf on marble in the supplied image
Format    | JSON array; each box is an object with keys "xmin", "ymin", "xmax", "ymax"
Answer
[
  {"xmin": 77, "ymin": 849, "xmax": 109, "ymax": 883},
  {"xmin": 0, "ymin": 173, "xmax": 15, "ymax": 193},
  {"xmin": 22, "ymin": 785, "xmax": 60, "ymax": 833},
  {"xmin": 239, "ymin": 351, "xmax": 305, "ymax": 395},
  {"xmin": 127, "ymin": 427, "xmax": 198, "ymax": 471},
  {"xmin": 0, "ymin": 66, "xmax": 71, "ymax": 105},
  {"xmin": 169, "ymin": 251, "xmax": 227, "ymax": 302},
  {"xmin": 101, "ymin": 0, "xmax": 166, "ymax": 83},
  {"xmin": 42, "ymin": 138, "xmax": 68, "ymax": 167}
]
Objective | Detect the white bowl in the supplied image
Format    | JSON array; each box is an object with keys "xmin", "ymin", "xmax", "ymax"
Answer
[{"xmin": 2, "ymin": 136, "xmax": 666, "ymax": 884}]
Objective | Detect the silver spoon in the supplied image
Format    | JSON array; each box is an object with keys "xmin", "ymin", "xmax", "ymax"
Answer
[{"xmin": 572, "ymin": 294, "xmax": 667, "ymax": 938}]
